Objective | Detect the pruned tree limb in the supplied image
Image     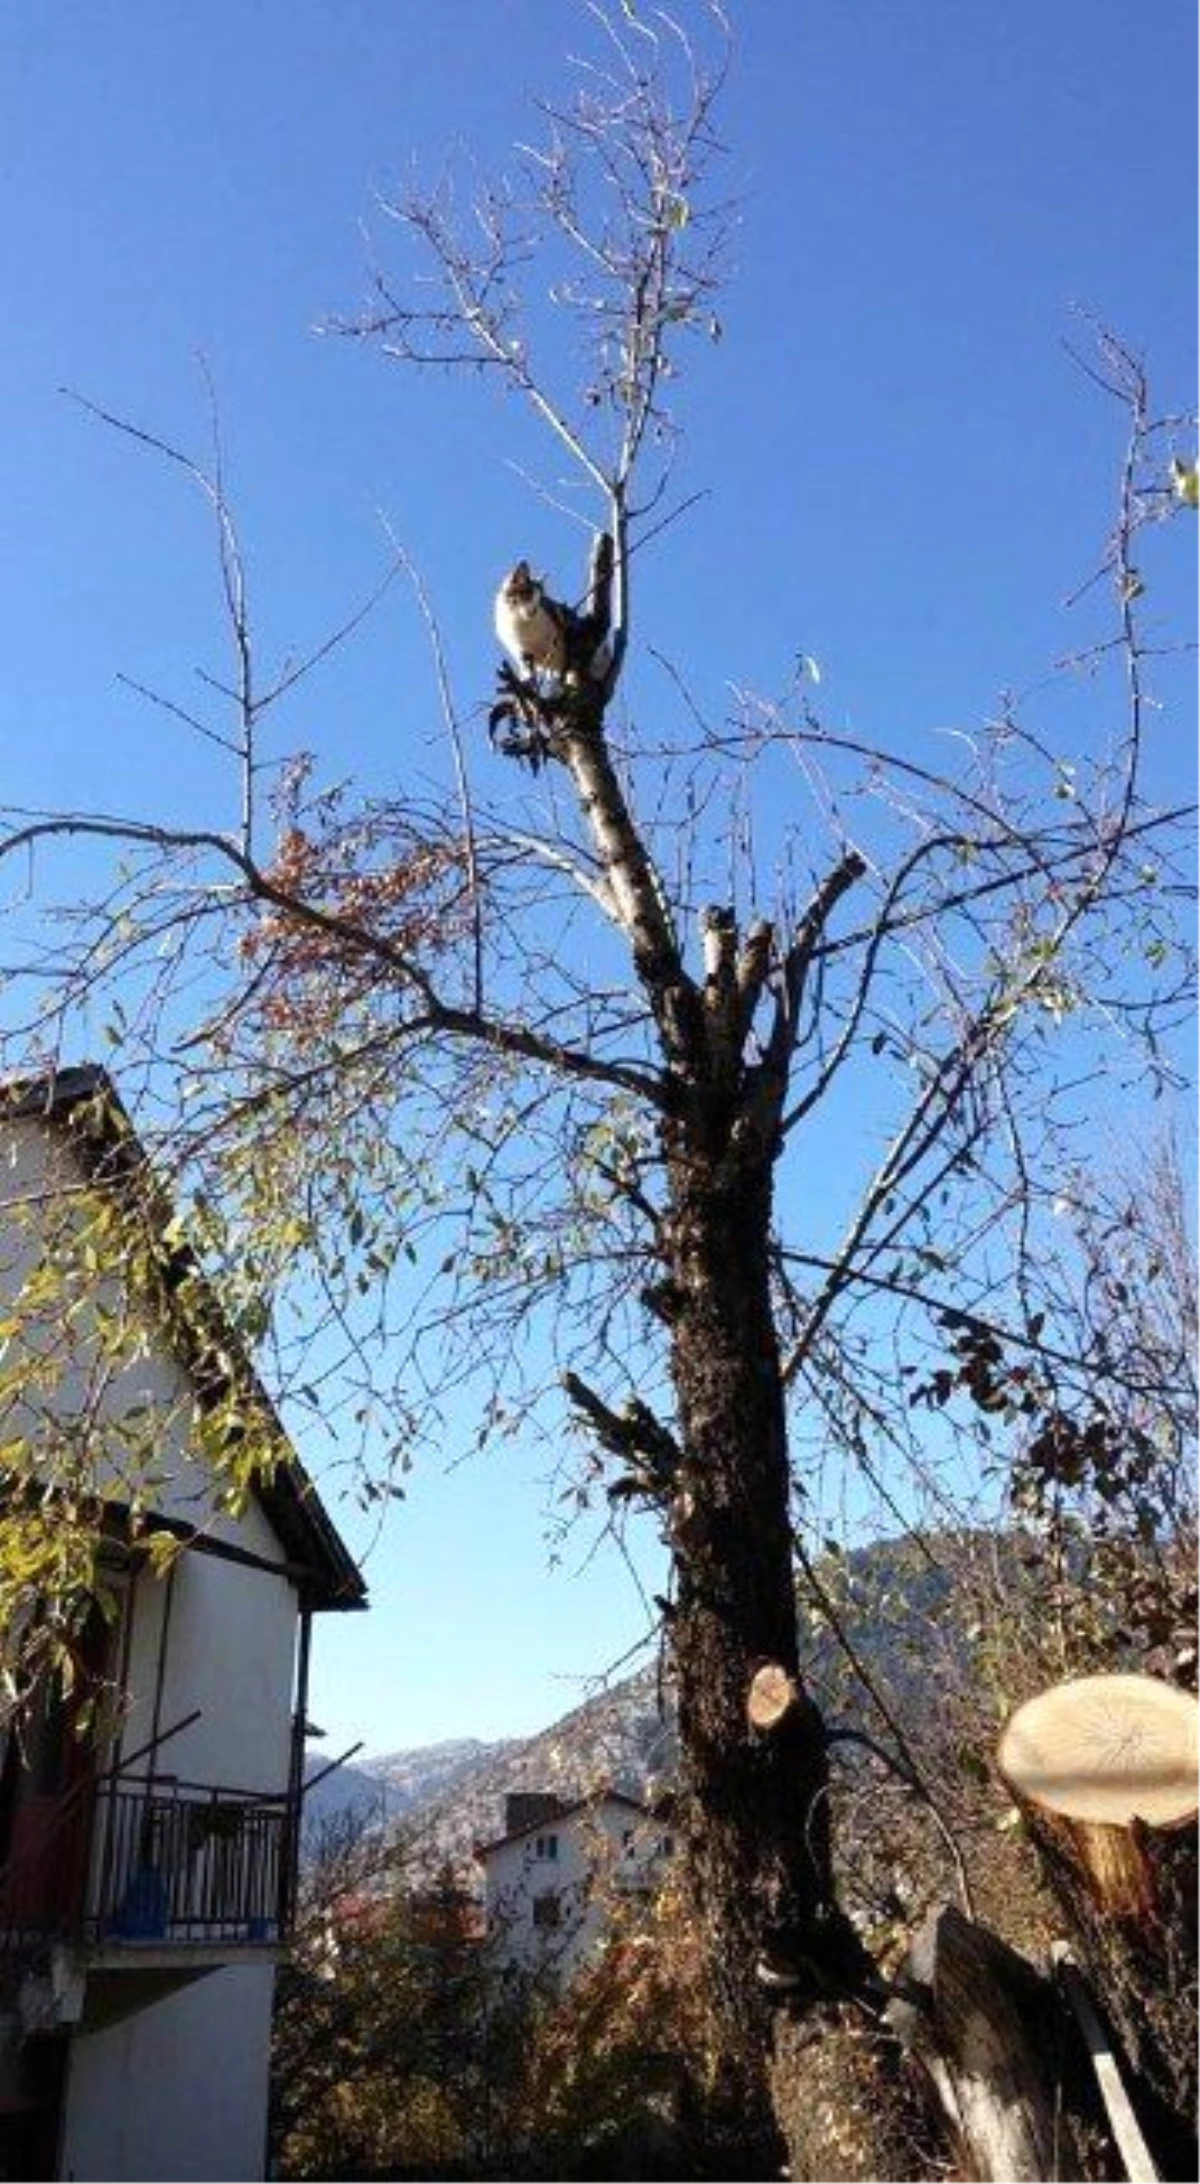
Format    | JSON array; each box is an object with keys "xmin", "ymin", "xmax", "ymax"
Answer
[{"xmin": 562, "ymin": 1367, "xmax": 681, "ymax": 1486}]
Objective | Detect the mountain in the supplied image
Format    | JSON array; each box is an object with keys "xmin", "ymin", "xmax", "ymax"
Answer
[
  {"xmin": 302, "ymin": 1753, "xmax": 402, "ymax": 1835},
  {"xmin": 304, "ymin": 1533, "xmax": 978, "ymax": 1880},
  {"xmin": 391, "ymin": 1664, "xmax": 674, "ymax": 1878},
  {"xmin": 302, "ymin": 1735, "xmax": 515, "ymax": 1844},
  {"xmin": 363, "ymin": 1735, "xmax": 521, "ymax": 1814},
  {"xmin": 300, "ymin": 1672, "xmax": 672, "ymax": 1871}
]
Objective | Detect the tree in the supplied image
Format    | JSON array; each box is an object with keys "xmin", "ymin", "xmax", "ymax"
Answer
[
  {"xmin": 1, "ymin": 5, "xmax": 1194, "ymax": 2171},
  {"xmin": 274, "ymin": 1817, "xmax": 733, "ymax": 2182},
  {"xmin": 930, "ymin": 1125, "xmax": 1197, "ymax": 1696},
  {"xmin": 271, "ymin": 1816, "xmax": 527, "ymax": 2179},
  {"xmin": 918, "ymin": 1127, "xmax": 1199, "ymax": 2175}
]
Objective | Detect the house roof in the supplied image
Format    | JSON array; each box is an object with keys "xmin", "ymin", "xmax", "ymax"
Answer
[
  {"xmin": 474, "ymin": 1787, "xmax": 649, "ymax": 1862},
  {"xmin": 1, "ymin": 1063, "xmax": 366, "ymax": 1613}
]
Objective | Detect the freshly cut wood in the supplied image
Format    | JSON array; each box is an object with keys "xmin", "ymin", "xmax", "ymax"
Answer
[
  {"xmin": 998, "ymin": 1673, "xmax": 1198, "ymax": 1828},
  {"xmin": 998, "ymin": 1673, "xmax": 1198, "ymax": 2177},
  {"xmin": 746, "ymin": 1661, "xmax": 802, "ymax": 1732}
]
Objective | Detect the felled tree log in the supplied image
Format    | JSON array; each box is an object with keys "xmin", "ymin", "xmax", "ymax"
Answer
[
  {"xmin": 770, "ymin": 2003, "xmax": 950, "ymax": 2184},
  {"xmin": 885, "ymin": 1901, "xmax": 1101, "ymax": 2182},
  {"xmin": 998, "ymin": 1672, "xmax": 1198, "ymax": 2178}
]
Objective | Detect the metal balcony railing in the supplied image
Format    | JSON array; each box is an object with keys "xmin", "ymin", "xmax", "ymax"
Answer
[
  {"xmin": 90, "ymin": 1775, "xmax": 291, "ymax": 1946},
  {"xmin": 1, "ymin": 1774, "xmax": 294, "ymax": 1953}
]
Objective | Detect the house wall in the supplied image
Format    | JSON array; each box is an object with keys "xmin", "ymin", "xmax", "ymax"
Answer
[
  {"xmin": 483, "ymin": 1800, "xmax": 668, "ymax": 1980},
  {"xmin": 58, "ymin": 1961, "xmax": 275, "ymax": 2182},
  {"xmin": 0, "ymin": 1119, "xmax": 286, "ymax": 1544},
  {"xmin": 117, "ymin": 1538, "xmax": 296, "ymax": 1796},
  {"xmin": 1, "ymin": 1109, "xmax": 314, "ymax": 2179},
  {"xmin": 1, "ymin": 1113, "xmax": 301, "ymax": 1798},
  {"xmin": 0, "ymin": 1119, "xmax": 195, "ymax": 1485}
]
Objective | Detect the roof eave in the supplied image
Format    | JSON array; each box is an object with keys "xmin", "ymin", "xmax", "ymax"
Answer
[{"xmin": 1, "ymin": 1065, "xmax": 367, "ymax": 1613}]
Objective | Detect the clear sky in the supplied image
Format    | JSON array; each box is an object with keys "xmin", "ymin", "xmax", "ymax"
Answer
[{"xmin": 2, "ymin": 1, "xmax": 1195, "ymax": 1759}]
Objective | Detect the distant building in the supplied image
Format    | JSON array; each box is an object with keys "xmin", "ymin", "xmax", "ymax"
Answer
[
  {"xmin": 0, "ymin": 1067, "xmax": 366, "ymax": 2181},
  {"xmin": 476, "ymin": 1789, "xmax": 674, "ymax": 1981}
]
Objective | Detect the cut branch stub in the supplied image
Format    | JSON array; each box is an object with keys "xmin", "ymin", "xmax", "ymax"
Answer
[
  {"xmin": 998, "ymin": 1673, "xmax": 1198, "ymax": 1830},
  {"xmin": 746, "ymin": 1660, "xmax": 803, "ymax": 1733}
]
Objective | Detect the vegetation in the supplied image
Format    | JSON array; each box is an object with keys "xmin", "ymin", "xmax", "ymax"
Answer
[
  {"xmin": 273, "ymin": 1821, "xmax": 727, "ymax": 2182},
  {"xmin": 272, "ymin": 1827, "xmax": 515, "ymax": 2180},
  {"xmin": 1, "ymin": 3, "xmax": 1194, "ymax": 2174}
]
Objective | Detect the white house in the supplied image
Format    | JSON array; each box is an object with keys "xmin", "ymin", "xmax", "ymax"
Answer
[
  {"xmin": 0, "ymin": 1066, "xmax": 366, "ymax": 2182},
  {"xmin": 476, "ymin": 1789, "xmax": 675, "ymax": 1983}
]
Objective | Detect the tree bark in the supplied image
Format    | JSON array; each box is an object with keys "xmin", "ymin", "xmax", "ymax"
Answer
[
  {"xmin": 1015, "ymin": 1803, "xmax": 1197, "ymax": 2179},
  {"xmin": 661, "ymin": 1113, "xmax": 874, "ymax": 2170},
  {"xmin": 885, "ymin": 1902, "xmax": 1108, "ymax": 2183},
  {"xmin": 771, "ymin": 2005, "xmax": 950, "ymax": 2184}
]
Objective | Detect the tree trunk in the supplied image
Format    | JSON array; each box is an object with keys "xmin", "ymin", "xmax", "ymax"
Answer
[
  {"xmin": 555, "ymin": 692, "xmax": 872, "ymax": 2170},
  {"xmin": 771, "ymin": 2004, "xmax": 950, "ymax": 2184},
  {"xmin": 662, "ymin": 1118, "xmax": 867, "ymax": 2171}
]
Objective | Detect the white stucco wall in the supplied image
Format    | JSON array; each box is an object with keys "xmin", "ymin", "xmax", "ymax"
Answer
[
  {"xmin": 1, "ymin": 1112, "xmax": 301, "ymax": 1797},
  {"xmin": 483, "ymin": 1800, "xmax": 670, "ymax": 1980},
  {"xmin": 58, "ymin": 1962, "xmax": 276, "ymax": 2182},
  {"xmin": 1, "ymin": 1107, "xmax": 312, "ymax": 2180},
  {"xmin": 117, "ymin": 1543, "xmax": 296, "ymax": 1797},
  {"xmin": 0, "ymin": 1118, "xmax": 286, "ymax": 1546}
]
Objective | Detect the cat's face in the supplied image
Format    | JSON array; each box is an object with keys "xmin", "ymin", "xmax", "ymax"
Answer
[{"xmin": 500, "ymin": 560, "xmax": 540, "ymax": 604}]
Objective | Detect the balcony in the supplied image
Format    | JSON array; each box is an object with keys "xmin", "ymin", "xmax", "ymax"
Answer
[
  {"xmin": 1, "ymin": 1774, "xmax": 293, "ymax": 1961},
  {"xmin": 91, "ymin": 1775, "xmax": 291, "ymax": 1948}
]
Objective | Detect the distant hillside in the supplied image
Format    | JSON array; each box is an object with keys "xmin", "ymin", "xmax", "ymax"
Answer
[
  {"xmin": 393, "ymin": 1665, "xmax": 675, "ymax": 1877},
  {"xmin": 302, "ymin": 1753, "xmax": 401, "ymax": 1837},
  {"xmin": 302, "ymin": 1734, "xmax": 516, "ymax": 1846},
  {"xmin": 367, "ymin": 1734, "xmax": 521, "ymax": 1814},
  {"xmin": 304, "ymin": 1533, "xmax": 978, "ymax": 1882}
]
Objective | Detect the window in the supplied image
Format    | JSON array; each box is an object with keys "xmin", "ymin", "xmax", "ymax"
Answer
[
  {"xmin": 659, "ymin": 1833, "xmax": 675, "ymax": 1857},
  {"xmin": 534, "ymin": 1832, "xmax": 559, "ymax": 1861},
  {"xmin": 532, "ymin": 1890, "xmax": 561, "ymax": 1930}
]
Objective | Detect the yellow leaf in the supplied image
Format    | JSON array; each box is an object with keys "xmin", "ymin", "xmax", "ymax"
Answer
[{"xmin": 1170, "ymin": 456, "xmax": 1198, "ymax": 509}]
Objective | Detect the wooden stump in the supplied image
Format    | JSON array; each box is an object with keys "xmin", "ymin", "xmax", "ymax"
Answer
[{"xmin": 998, "ymin": 1673, "xmax": 1198, "ymax": 2177}]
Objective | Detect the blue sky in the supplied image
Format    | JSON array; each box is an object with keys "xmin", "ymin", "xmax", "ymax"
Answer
[{"xmin": 3, "ymin": 1, "xmax": 1195, "ymax": 1757}]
